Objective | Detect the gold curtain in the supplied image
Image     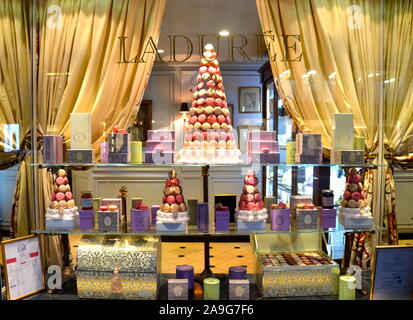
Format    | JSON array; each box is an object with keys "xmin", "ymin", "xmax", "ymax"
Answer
[
  {"xmin": 382, "ymin": 0, "xmax": 413, "ymax": 245},
  {"xmin": 0, "ymin": 0, "xmax": 32, "ymax": 235},
  {"xmin": 255, "ymin": 0, "xmax": 382, "ymax": 152}
]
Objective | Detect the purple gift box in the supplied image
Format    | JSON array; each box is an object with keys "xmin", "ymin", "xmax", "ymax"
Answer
[
  {"xmin": 320, "ymin": 208, "xmax": 337, "ymax": 229},
  {"xmin": 250, "ymin": 152, "xmax": 280, "ymax": 164},
  {"xmin": 43, "ymin": 135, "xmax": 64, "ymax": 164},
  {"xmin": 108, "ymin": 152, "xmax": 130, "ymax": 163},
  {"xmin": 79, "ymin": 209, "xmax": 95, "ymax": 230},
  {"xmin": 270, "ymin": 208, "xmax": 290, "ymax": 231},
  {"xmin": 146, "ymin": 141, "xmax": 175, "ymax": 152},
  {"xmin": 176, "ymin": 264, "xmax": 194, "ymax": 290},
  {"xmin": 131, "ymin": 208, "xmax": 150, "ymax": 232},
  {"xmin": 144, "ymin": 151, "xmax": 174, "ymax": 164},
  {"xmin": 147, "ymin": 130, "xmax": 175, "ymax": 141},
  {"xmin": 215, "ymin": 206, "xmax": 230, "ymax": 231},
  {"xmin": 228, "ymin": 266, "xmax": 247, "ymax": 279},
  {"xmin": 151, "ymin": 205, "xmax": 160, "ymax": 226}
]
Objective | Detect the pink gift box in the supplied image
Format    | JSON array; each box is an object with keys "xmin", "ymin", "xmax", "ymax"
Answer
[
  {"xmin": 248, "ymin": 131, "xmax": 277, "ymax": 142},
  {"xmin": 146, "ymin": 141, "xmax": 175, "ymax": 152},
  {"xmin": 147, "ymin": 130, "xmax": 175, "ymax": 141},
  {"xmin": 248, "ymin": 140, "xmax": 279, "ymax": 153}
]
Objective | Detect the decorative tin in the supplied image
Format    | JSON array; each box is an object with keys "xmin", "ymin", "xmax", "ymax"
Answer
[
  {"xmin": 98, "ymin": 211, "xmax": 119, "ymax": 232},
  {"xmin": 270, "ymin": 208, "xmax": 290, "ymax": 231},
  {"xmin": 66, "ymin": 149, "xmax": 94, "ymax": 163},
  {"xmin": 297, "ymin": 209, "xmax": 319, "ymax": 230},
  {"xmin": 168, "ymin": 279, "xmax": 188, "ymax": 300},
  {"xmin": 229, "ymin": 279, "xmax": 249, "ymax": 300},
  {"xmin": 76, "ymin": 235, "xmax": 160, "ymax": 300}
]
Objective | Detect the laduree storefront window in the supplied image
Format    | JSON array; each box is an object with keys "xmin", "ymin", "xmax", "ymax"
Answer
[{"xmin": 0, "ymin": 0, "xmax": 412, "ymax": 301}]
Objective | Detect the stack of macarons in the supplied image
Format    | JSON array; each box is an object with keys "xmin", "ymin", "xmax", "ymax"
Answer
[
  {"xmin": 49, "ymin": 169, "xmax": 75, "ymax": 209},
  {"xmin": 161, "ymin": 170, "xmax": 187, "ymax": 213},
  {"xmin": 341, "ymin": 168, "xmax": 367, "ymax": 208},
  {"xmin": 238, "ymin": 169, "xmax": 264, "ymax": 211}
]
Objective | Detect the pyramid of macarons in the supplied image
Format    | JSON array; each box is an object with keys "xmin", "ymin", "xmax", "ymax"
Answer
[
  {"xmin": 238, "ymin": 169, "xmax": 264, "ymax": 211},
  {"xmin": 184, "ymin": 43, "xmax": 237, "ymax": 150},
  {"xmin": 49, "ymin": 169, "xmax": 75, "ymax": 209},
  {"xmin": 161, "ymin": 170, "xmax": 187, "ymax": 213},
  {"xmin": 341, "ymin": 168, "xmax": 367, "ymax": 208}
]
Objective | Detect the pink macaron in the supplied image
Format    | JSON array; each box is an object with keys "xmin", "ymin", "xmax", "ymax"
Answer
[
  {"xmin": 226, "ymin": 116, "xmax": 232, "ymax": 125},
  {"xmin": 162, "ymin": 195, "xmax": 167, "ymax": 203},
  {"xmin": 217, "ymin": 115, "xmax": 226, "ymax": 124},
  {"xmin": 198, "ymin": 114, "xmax": 207, "ymax": 124},
  {"xmin": 207, "ymin": 115, "xmax": 216, "ymax": 124},
  {"xmin": 56, "ymin": 192, "xmax": 65, "ymax": 201},
  {"xmin": 248, "ymin": 177, "xmax": 258, "ymax": 186},
  {"xmin": 208, "ymin": 66, "xmax": 217, "ymax": 74},
  {"xmin": 189, "ymin": 116, "xmax": 197, "ymax": 125},
  {"xmin": 197, "ymin": 98, "xmax": 206, "ymax": 106},
  {"xmin": 255, "ymin": 193, "xmax": 262, "ymax": 201},
  {"xmin": 240, "ymin": 193, "xmax": 247, "ymax": 201},
  {"xmin": 56, "ymin": 177, "xmax": 65, "ymax": 185},
  {"xmin": 256, "ymin": 201, "xmax": 264, "ymax": 210},
  {"xmin": 352, "ymin": 192, "xmax": 361, "ymax": 201},
  {"xmin": 215, "ymin": 98, "xmax": 223, "ymax": 106},
  {"xmin": 350, "ymin": 174, "xmax": 361, "ymax": 184},
  {"xmin": 165, "ymin": 179, "xmax": 172, "ymax": 187},
  {"xmin": 246, "ymin": 194, "xmax": 255, "ymax": 202},
  {"xmin": 239, "ymin": 201, "xmax": 247, "ymax": 210},
  {"xmin": 192, "ymin": 100, "xmax": 197, "ymax": 108},
  {"xmin": 344, "ymin": 191, "xmax": 352, "ymax": 200},
  {"xmin": 166, "ymin": 195, "xmax": 176, "ymax": 205},
  {"xmin": 247, "ymin": 202, "xmax": 256, "ymax": 211},
  {"xmin": 65, "ymin": 192, "xmax": 73, "ymax": 201},
  {"xmin": 219, "ymin": 132, "xmax": 228, "ymax": 141},
  {"xmin": 207, "ymin": 80, "xmax": 215, "ymax": 88},
  {"xmin": 176, "ymin": 194, "xmax": 184, "ymax": 204},
  {"xmin": 51, "ymin": 191, "xmax": 56, "ymax": 201},
  {"xmin": 200, "ymin": 66, "xmax": 208, "ymax": 73},
  {"xmin": 197, "ymin": 82, "xmax": 204, "ymax": 90},
  {"xmin": 247, "ymin": 169, "xmax": 255, "ymax": 177}
]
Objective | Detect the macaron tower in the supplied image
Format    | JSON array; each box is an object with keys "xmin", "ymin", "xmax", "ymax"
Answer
[
  {"xmin": 156, "ymin": 170, "xmax": 189, "ymax": 232},
  {"xmin": 236, "ymin": 169, "xmax": 268, "ymax": 230},
  {"xmin": 176, "ymin": 43, "xmax": 242, "ymax": 164},
  {"xmin": 338, "ymin": 168, "xmax": 373, "ymax": 228},
  {"xmin": 45, "ymin": 169, "xmax": 79, "ymax": 230}
]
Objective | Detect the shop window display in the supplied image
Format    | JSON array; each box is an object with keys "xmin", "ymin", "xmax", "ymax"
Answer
[{"xmin": 0, "ymin": 0, "xmax": 412, "ymax": 303}]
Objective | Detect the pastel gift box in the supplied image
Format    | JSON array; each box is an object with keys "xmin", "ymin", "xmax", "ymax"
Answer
[
  {"xmin": 229, "ymin": 279, "xmax": 249, "ymax": 300},
  {"xmin": 168, "ymin": 279, "xmax": 188, "ymax": 300},
  {"xmin": 296, "ymin": 209, "xmax": 319, "ymax": 230},
  {"xmin": 70, "ymin": 113, "xmax": 92, "ymax": 149},
  {"xmin": 250, "ymin": 152, "xmax": 280, "ymax": 164},
  {"xmin": 98, "ymin": 210, "xmax": 119, "ymax": 232},
  {"xmin": 156, "ymin": 221, "xmax": 187, "ymax": 232},
  {"xmin": 100, "ymin": 142, "xmax": 108, "ymax": 163},
  {"xmin": 67, "ymin": 149, "xmax": 94, "ymax": 163},
  {"xmin": 147, "ymin": 130, "xmax": 175, "ymax": 141},
  {"xmin": 331, "ymin": 150, "xmax": 364, "ymax": 164},
  {"xmin": 146, "ymin": 141, "xmax": 175, "ymax": 152},
  {"xmin": 144, "ymin": 151, "xmax": 174, "ymax": 164},
  {"xmin": 131, "ymin": 208, "xmax": 150, "ymax": 232},
  {"xmin": 79, "ymin": 209, "xmax": 95, "ymax": 230},
  {"xmin": 249, "ymin": 141, "xmax": 279, "ymax": 153},
  {"xmin": 270, "ymin": 208, "xmax": 290, "ymax": 231},
  {"xmin": 236, "ymin": 219, "xmax": 266, "ymax": 231},
  {"xmin": 320, "ymin": 208, "xmax": 337, "ymax": 229},
  {"xmin": 43, "ymin": 135, "xmax": 64, "ymax": 164},
  {"xmin": 108, "ymin": 152, "xmax": 130, "ymax": 163},
  {"xmin": 197, "ymin": 203, "xmax": 209, "ymax": 232},
  {"xmin": 332, "ymin": 113, "xmax": 354, "ymax": 150},
  {"xmin": 215, "ymin": 207, "xmax": 230, "ymax": 231},
  {"xmin": 295, "ymin": 153, "xmax": 322, "ymax": 164},
  {"xmin": 108, "ymin": 133, "xmax": 131, "ymax": 153},
  {"xmin": 296, "ymin": 133, "xmax": 322, "ymax": 155},
  {"xmin": 46, "ymin": 217, "xmax": 78, "ymax": 231}
]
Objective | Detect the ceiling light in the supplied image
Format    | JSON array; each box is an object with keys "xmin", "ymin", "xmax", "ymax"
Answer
[{"xmin": 219, "ymin": 30, "xmax": 230, "ymax": 37}]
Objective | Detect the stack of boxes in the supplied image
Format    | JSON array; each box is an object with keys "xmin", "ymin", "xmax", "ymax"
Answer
[
  {"xmin": 43, "ymin": 135, "xmax": 64, "ymax": 164},
  {"xmin": 108, "ymin": 129, "xmax": 131, "ymax": 163},
  {"xmin": 145, "ymin": 130, "xmax": 175, "ymax": 164},
  {"xmin": 67, "ymin": 113, "xmax": 94, "ymax": 163},
  {"xmin": 247, "ymin": 131, "xmax": 280, "ymax": 164},
  {"xmin": 331, "ymin": 113, "xmax": 365, "ymax": 164},
  {"xmin": 98, "ymin": 198, "xmax": 122, "ymax": 232},
  {"xmin": 295, "ymin": 133, "xmax": 322, "ymax": 164}
]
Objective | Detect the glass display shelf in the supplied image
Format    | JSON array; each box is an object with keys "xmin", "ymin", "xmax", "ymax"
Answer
[
  {"xmin": 32, "ymin": 222, "xmax": 385, "ymax": 237},
  {"xmin": 30, "ymin": 162, "xmax": 384, "ymax": 168}
]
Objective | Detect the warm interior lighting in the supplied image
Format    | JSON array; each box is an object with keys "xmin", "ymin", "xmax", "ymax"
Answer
[
  {"xmin": 219, "ymin": 30, "xmax": 230, "ymax": 36},
  {"xmin": 157, "ymin": 49, "xmax": 165, "ymax": 53}
]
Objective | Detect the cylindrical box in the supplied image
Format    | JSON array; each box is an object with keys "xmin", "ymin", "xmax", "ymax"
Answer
[
  {"xmin": 176, "ymin": 265, "xmax": 194, "ymax": 290},
  {"xmin": 228, "ymin": 266, "xmax": 247, "ymax": 279},
  {"xmin": 270, "ymin": 208, "xmax": 290, "ymax": 231},
  {"xmin": 197, "ymin": 203, "xmax": 209, "ymax": 232},
  {"xmin": 131, "ymin": 141, "xmax": 143, "ymax": 164},
  {"xmin": 339, "ymin": 275, "xmax": 356, "ymax": 300},
  {"xmin": 130, "ymin": 208, "xmax": 150, "ymax": 232},
  {"xmin": 215, "ymin": 206, "xmax": 230, "ymax": 231},
  {"xmin": 203, "ymin": 278, "xmax": 220, "ymax": 300},
  {"xmin": 151, "ymin": 205, "xmax": 160, "ymax": 226}
]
